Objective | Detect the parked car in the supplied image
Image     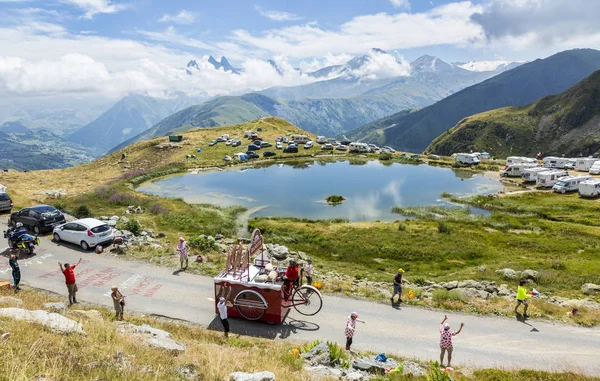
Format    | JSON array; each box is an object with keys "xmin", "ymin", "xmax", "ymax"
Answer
[
  {"xmin": 428, "ymin": 154, "xmax": 440, "ymax": 160},
  {"xmin": 216, "ymin": 136, "xmax": 226, "ymax": 142},
  {"xmin": 53, "ymin": 218, "xmax": 114, "ymax": 251},
  {"xmin": 209, "ymin": 140, "xmax": 217, "ymax": 146},
  {"xmin": 336, "ymin": 145, "xmax": 347, "ymax": 151},
  {"xmin": 283, "ymin": 145, "xmax": 298, "ymax": 153},
  {"xmin": 283, "ymin": 138, "xmax": 288, "ymax": 143},
  {"xmin": 0, "ymin": 191, "xmax": 12, "ymax": 213},
  {"xmin": 231, "ymin": 140, "xmax": 241, "ymax": 147},
  {"xmin": 276, "ymin": 142, "xmax": 283, "ymax": 150},
  {"xmin": 225, "ymin": 140, "xmax": 233, "ymax": 146},
  {"xmin": 10, "ymin": 205, "xmax": 66, "ymax": 234},
  {"xmin": 263, "ymin": 151, "xmax": 276, "ymax": 157},
  {"xmin": 369, "ymin": 144, "xmax": 380, "ymax": 151},
  {"xmin": 246, "ymin": 151, "xmax": 260, "ymax": 159},
  {"xmin": 321, "ymin": 144, "xmax": 333, "ymax": 150},
  {"xmin": 247, "ymin": 144, "xmax": 261, "ymax": 150},
  {"xmin": 223, "ymin": 155, "xmax": 232, "ymax": 162},
  {"xmin": 383, "ymin": 146, "xmax": 396, "ymax": 153},
  {"xmin": 304, "ymin": 141, "xmax": 314, "ymax": 149},
  {"xmin": 276, "ymin": 136, "xmax": 282, "ymax": 142},
  {"xmin": 260, "ymin": 142, "xmax": 272, "ymax": 148}
]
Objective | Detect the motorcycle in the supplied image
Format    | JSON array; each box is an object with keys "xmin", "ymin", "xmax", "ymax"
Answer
[{"xmin": 4, "ymin": 226, "xmax": 39, "ymax": 255}]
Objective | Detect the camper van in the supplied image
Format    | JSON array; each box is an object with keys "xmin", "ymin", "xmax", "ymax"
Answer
[
  {"xmin": 536, "ymin": 170, "xmax": 569, "ymax": 188},
  {"xmin": 243, "ymin": 131, "xmax": 254, "ymax": 138},
  {"xmin": 506, "ymin": 156, "xmax": 536, "ymax": 165},
  {"xmin": 552, "ymin": 175, "xmax": 593, "ymax": 193},
  {"xmin": 349, "ymin": 142, "xmax": 370, "ymax": 153},
  {"xmin": 589, "ymin": 161, "xmax": 600, "ymax": 175},
  {"xmin": 456, "ymin": 153, "xmax": 480, "ymax": 165},
  {"xmin": 542, "ymin": 156, "xmax": 570, "ymax": 169},
  {"xmin": 575, "ymin": 158, "xmax": 600, "ymax": 172},
  {"xmin": 499, "ymin": 163, "xmax": 537, "ymax": 177},
  {"xmin": 292, "ymin": 135, "xmax": 310, "ymax": 145},
  {"xmin": 522, "ymin": 167, "xmax": 550, "ymax": 183},
  {"xmin": 316, "ymin": 136, "xmax": 327, "ymax": 144},
  {"xmin": 579, "ymin": 179, "xmax": 600, "ymax": 198},
  {"xmin": 480, "ymin": 152, "xmax": 491, "ymax": 160}
]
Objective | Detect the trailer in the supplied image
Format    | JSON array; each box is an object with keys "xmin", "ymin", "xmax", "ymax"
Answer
[
  {"xmin": 579, "ymin": 179, "xmax": 600, "ymax": 198},
  {"xmin": 536, "ymin": 169, "xmax": 569, "ymax": 188}
]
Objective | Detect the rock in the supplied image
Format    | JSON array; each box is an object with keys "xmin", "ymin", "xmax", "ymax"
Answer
[
  {"xmin": 35, "ymin": 189, "xmax": 67, "ymax": 198},
  {"xmin": 458, "ymin": 288, "xmax": 490, "ymax": 299},
  {"xmin": 41, "ymin": 302, "xmax": 67, "ymax": 315},
  {"xmin": 301, "ymin": 342, "xmax": 331, "ymax": 366},
  {"xmin": 352, "ymin": 358, "xmax": 385, "ymax": 375},
  {"xmin": 482, "ymin": 281, "xmax": 499, "ymax": 294},
  {"xmin": 116, "ymin": 322, "xmax": 185, "ymax": 351},
  {"xmin": 224, "ymin": 238, "xmax": 235, "ymax": 245},
  {"xmin": 582, "ymin": 283, "xmax": 600, "ymax": 295},
  {"xmin": 106, "ymin": 220, "xmax": 117, "ymax": 227},
  {"xmin": 69, "ymin": 309, "xmax": 103, "ymax": 322},
  {"xmin": 229, "ymin": 371, "xmax": 275, "ymax": 381},
  {"xmin": 345, "ymin": 372, "xmax": 365, "ymax": 381},
  {"xmin": 266, "ymin": 243, "xmax": 289, "ymax": 260},
  {"xmin": 495, "ymin": 268, "xmax": 519, "ymax": 279},
  {"xmin": 0, "ymin": 297, "xmax": 23, "ymax": 307},
  {"xmin": 100, "ymin": 216, "xmax": 109, "ymax": 220},
  {"xmin": 521, "ymin": 270, "xmax": 539, "ymax": 280},
  {"xmin": 110, "ymin": 216, "xmax": 119, "ymax": 221},
  {"xmin": 177, "ymin": 364, "xmax": 198, "ymax": 379},
  {"xmin": 498, "ymin": 284, "xmax": 512, "ymax": 297},
  {"xmin": 157, "ymin": 232, "xmax": 166, "ymax": 238},
  {"xmin": 441, "ymin": 281, "xmax": 458, "ymax": 290},
  {"xmin": 304, "ymin": 365, "xmax": 344, "ymax": 379},
  {"xmin": 120, "ymin": 216, "xmax": 129, "ymax": 224},
  {"xmin": 478, "ymin": 265, "xmax": 487, "ymax": 272},
  {"xmin": 298, "ymin": 251, "xmax": 308, "ymax": 260},
  {"xmin": 215, "ymin": 234, "xmax": 224, "ymax": 241},
  {"xmin": 457, "ymin": 280, "xmax": 481, "ymax": 289},
  {"xmin": 0, "ymin": 308, "xmax": 84, "ymax": 334},
  {"xmin": 0, "ymin": 332, "xmax": 10, "ymax": 342},
  {"xmin": 402, "ymin": 361, "xmax": 426, "ymax": 377}
]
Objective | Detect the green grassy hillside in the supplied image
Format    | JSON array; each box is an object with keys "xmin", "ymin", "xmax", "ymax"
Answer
[{"xmin": 427, "ymin": 69, "xmax": 600, "ymax": 157}]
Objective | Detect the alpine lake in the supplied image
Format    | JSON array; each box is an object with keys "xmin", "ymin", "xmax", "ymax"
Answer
[{"xmin": 138, "ymin": 159, "xmax": 505, "ymax": 222}]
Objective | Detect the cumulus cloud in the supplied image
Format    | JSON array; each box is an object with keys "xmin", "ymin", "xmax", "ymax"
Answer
[
  {"xmin": 136, "ymin": 26, "xmax": 212, "ymax": 50},
  {"xmin": 346, "ymin": 49, "xmax": 411, "ymax": 80},
  {"xmin": 158, "ymin": 10, "xmax": 197, "ymax": 25},
  {"xmin": 60, "ymin": 0, "xmax": 126, "ymax": 19},
  {"xmin": 254, "ymin": 5, "xmax": 302, "ymax": 21},
  {"xmin": 390, "ymin": 0, "xmax": 410, "ymax": 10}
]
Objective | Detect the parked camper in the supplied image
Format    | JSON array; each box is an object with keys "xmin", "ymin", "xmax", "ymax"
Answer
[
  {"xmin": 536, "ymin": 169, "xmax": 569, "ymax": 188},
  {"xmin": 456, "ymin": 153, "xmax": 480, "ymax": 165},
  {"xmin": 506, "ymin": 156, "xmax": 536, "ymax": 165},
  {"xmin": 243, "ymin": 131, "xmax": 254, "ymax": 138},
  {"xmin": 522, "ymin": 167, "xmax": 550, "ymax": 183},
  {"xmin": 542, "ymin": 156, "xmax": 570, "ymax": 169},
  {"xmin": 349, "ymin": 142, "xmax": 370, "ymax": 153},
  {"xmin": 292, "ymin": 135, "xmax": 310, "ymax": 145},
  {"xmin": 552, "ymin": 175, "xmax": 593, "ymax": 194},
  {"xmin": 221, "ymin": 134, "xmax": 230, "ymax": 140},
  {"xmin": 480, "ymin": 152, "xmax": 491, "ymax": 160},
  {"xmin": 575, "ymin": 158, "xmax": 600, "ymax": 172},
  {"xmin": 316, "ymin": 136, "xmax": 327, "ymax": 144},
  {"xmin": 590, "ymin": 161, "xmax": 600, "ymax": 175},
  {"xmin": 500, "ymin": 163, "xmax": 537, "ymax": 177},
  {"xmin": 579, "ymin": 179, "xmax": 600, "ymax": 198}
]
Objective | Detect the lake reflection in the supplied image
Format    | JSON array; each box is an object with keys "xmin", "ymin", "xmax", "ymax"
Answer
[{"xmin": 139, "ymin": 160, "xmax": 503, "ymax": 221}]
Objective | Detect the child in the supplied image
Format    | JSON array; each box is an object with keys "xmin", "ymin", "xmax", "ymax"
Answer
[
  {"xmin": 344, "ymin": 312, "xmax": 365, "ymax": 351},
  {"xmin": 305, "ymin": 258, "xmax": 313, "ymax": 285},
  {"xmin": 439, "ymin": 315, "xmax": 464, "ymax": 368},
  {"xmin": 514, "ymin": 279, "xmax": 532, "ymax": 318}
]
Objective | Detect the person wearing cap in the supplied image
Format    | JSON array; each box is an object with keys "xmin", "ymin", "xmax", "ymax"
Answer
[
  {"xmin": 344, "ymin": 311, "xmax": 364, "ymax": 351},
  {"xmin": 217, "ymin": 297, "xmax": 231, "ymax": 337},
  {"xmin": 439, "ymin": 315, "xmax": 464, "ymax": 368},
  {"xmin": 304, "ymin": 258, "xmax": 313, "ymax": 285},
  {"xmin": 111, "ymin": 286, "xmax": 125, "ymax": 321},
  {"xmin": 392, "ymin": 268, "xmax": 404, "ymax": 305},
  {"xmin": 176, "ymin": 237, "xmax": 190, "ymax": 271}
]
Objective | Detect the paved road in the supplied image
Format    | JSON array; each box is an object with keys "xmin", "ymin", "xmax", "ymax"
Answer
[{"xmin": 1, "ymin": 221, "xmax": 599, "ymax": 375}]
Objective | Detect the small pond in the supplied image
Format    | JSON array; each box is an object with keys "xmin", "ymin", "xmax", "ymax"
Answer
[{"xmin": 138, "ymin": 160, "xmax": 504, "ymax": 221}]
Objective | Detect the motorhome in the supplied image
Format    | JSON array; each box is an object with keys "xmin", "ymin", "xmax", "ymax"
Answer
[
  {"xmin": 500, "ymin": 163, "xmax": 538, "ymax": 177},
  {"xmin": 292, "ymin": 135, "xmax": 310, "ymax": 145},
  {"xmin": 349, "ymin": 142, "xmax": 370, "ymax": 153},
  {"xmin": 590, "ymin": 161, "xmax": 600, "ymax": 175},
  {"xmin": 579, "ymin": 179, "xmax": 600, "ymax": 198},
  {"xmin": 455, "ymin": 153, "xmax": 480, "ymax": 165},
  {"xmin": 316, "ymin": 136, "xmax": 327, "ymax": 144},
  {"xmin": 575, "ymin": 157, "xmax": 600, "ymax": 172},
  {"xmin": 506, "ymin": 156, "xmax": 536, "ymax": 165},
  {"xmin": 243, "ymin": 131, "xmax": 254, "ymax": 138},
  {"xmin": 522, "ymin": 167, "xmax": 550, "ymax": 183},
  {"xmin": 480, "ymin": 152, "xmax": 491, "ymax": 160},
  {"xmin": 542, "ymin": 156, "xmax": 570, "ymax": 169},
  {"xmin": 552, "ymin": 175, "xmax": 593, "ymax": 193},
  {"xmin": 536, "ymin": 169, "xmax": 569, "ymax": 188}
]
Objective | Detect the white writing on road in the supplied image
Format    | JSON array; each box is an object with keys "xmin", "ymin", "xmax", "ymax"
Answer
[
  {"xmin": 0, "ymin": 253, "xmax": 54, "ymax": 274},
  {"xmin": 102, "ymin": 273, "xmax": 145, "ymax": 297}
]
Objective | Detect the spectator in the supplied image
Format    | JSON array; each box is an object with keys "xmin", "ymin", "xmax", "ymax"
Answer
[
  {"xmin": 111, "ymin": 286, "xmax": 125, "ymax": 321},
  {"xmin": 217, "ymin": 297, "xmax": 232, "ymax": 338},
  {"xmin": 305, "ymin": 258, "xmax": 313, "ymax": 285},
  {"xmin": 9, "ymin": 253, "xmax": 20, "ymax": 293},
  {"xmin": 177, "ymin": 237, "xmax": 190, "ymax": 270},
  {"xmin": 514, "ymin": 279, "xmax": 532, "ymax": 318},
  {"xmin": 439, "ymin": 315, "xmax": 464, "ymax": 368},
  {"xmin": 344, "ymin": 311, "xmax": 365, "ymax": 351},
  {"xmin": 391, "ymin": 268, "xmax": 404, "ymax": 305},
  {"xmin": 58, "ymin": 258, "xmax": 82, "ymax": 305}
]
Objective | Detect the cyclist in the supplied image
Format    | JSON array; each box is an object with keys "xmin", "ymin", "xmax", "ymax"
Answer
[{"xmin": 281, "ymin": 259, "xmax": 299, "ymax": 299}]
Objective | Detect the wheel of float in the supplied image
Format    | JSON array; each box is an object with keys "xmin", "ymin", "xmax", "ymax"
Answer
[
  {"xmin": 291, "ymin": 285, "xmax": 323, "ymax": 316},
  {"xmin": 234, "ymin": 290, "xmax": 268, "ymax": 321}
]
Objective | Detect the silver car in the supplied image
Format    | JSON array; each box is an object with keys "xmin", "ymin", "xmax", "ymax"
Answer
[
  {"xmin": 0, "ymin": 191, "xmax": 12, "ymax": 213},
  {"xmin": 53, "ymin": 218, "xmax": 114, "ymax": 251}
]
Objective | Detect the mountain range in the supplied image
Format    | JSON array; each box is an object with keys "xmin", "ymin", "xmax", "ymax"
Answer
[
  {"xmin": 346, "ymin": 49, "xmax": 600, "ymax": 153},
  {"xmin": 426, "ymin": 69, "xmax": 600, "ymax": 158}
]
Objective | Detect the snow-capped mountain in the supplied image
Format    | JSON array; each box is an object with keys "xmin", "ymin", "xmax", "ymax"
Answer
[
  {"xmin": 455, "ymin": 60, "xmax": 523, "ymax": 73},
  {"xmin": 409, "ymin": 55, "xmax": 456, "ymax": 74}
]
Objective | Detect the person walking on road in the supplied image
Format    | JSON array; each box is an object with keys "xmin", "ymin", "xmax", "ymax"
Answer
[
  {"xmin": 177, "ymin": 237, "xmax": 190, "ymax": 271},
  {"xmin": 439, "ymin": 315, "xmax": 464, "ymax": 368},
  {"xmin": 111, "ymin": 286, "xmax": 125, "ymax": 321},
  {"xmin": 59, "ymin": 258, "xmax": 82, "ymax": 305},
  {"xmin": 391, "ymin": 268, "xmax": 404, "ymax": 305},
  {"xmin": 514, "ymin": 279, "xmax": 532, "ymax": 318},
  {"xmin": 304, "ymin": 258, "xmax": 313, "ymax": 285},
  {"xmin": 344, "ymin": 312, "xmax": 365, "ymax": 351},
  {"xmin": 9, "ymin": 253, "xmax": 21, "ymax": 293},
  {"xmin": 217, "ymin": 297, "xmax": 231, "ymax": 338}
]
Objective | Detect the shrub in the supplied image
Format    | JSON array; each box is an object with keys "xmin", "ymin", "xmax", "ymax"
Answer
[
  {"xmin": 427, "ymin": 363, "xmax": 453, "ymax": 381},
  {"xmin": 551, "ymin": 261, "xmax": 567, "ymax": 271},
  {"xmin": 94, "ymin": 186, "xmax": 118, "ymax": 199},
  {"xmin": 326, "ymin": 195, "xmax": 345, "ymax": 204},
  {"xmin": 438, "ymin": 222, "xmax": 452, "ymax": 234},
  {"xmin": 448, "ymin": 290, "xmax": 464, "ymax": 302},
  {"xmin": 397, "ymin": 223, "xmax": 406, "ymax": 231},
  {"xmin": 52, "ymin": 202, "xmax": 67, "ymax": 212},
  {"xmin": 432, "ymin": 289, "xmax": 449, "ymax": 304},
  {"xmin": 410, "ymin": 287, "xmax": 424, "ymax": 299},
  {"xmin": 379, "ymin": 152, "xmax": 393, "ymax": 161},
  {"xmin": 413, "ymin": 276, "xmax": 426, "ymax": 286},
  {"xmin": 74, "ymin": 205, "xmax": 92, "ymax": 219},
  {"xmin": 326, "ymin": 341, "xmax": 348, "ymax": 366},
  {"xmin": 149, "ymin": 202, "xmax": 169, "ymax": 215},
  {"xmin": 122, "ymin": 219, "xmax": 142, "ymax": 236},
  {"xmin": 108, "ymin": 192, "xmax": 140, "ymax": 206},
  {"xmin": 188, "ymin": 236, "xmax": 218, "ymax": 252}
]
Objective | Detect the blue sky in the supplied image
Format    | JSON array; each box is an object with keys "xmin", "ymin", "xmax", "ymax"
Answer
[{"xmin": 0, "ymin": 0, "xmax": 599, "ymax": 100}]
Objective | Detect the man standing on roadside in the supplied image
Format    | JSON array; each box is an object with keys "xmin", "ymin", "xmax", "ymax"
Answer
[
  {"xmin": 304, "ymin": 258, "xmax": 313, "ymax": 285},
  {"xmin": 9, "ymin": 253, "xmax": 21, "ymax": 293},
  {"xmin": 217, "ymin": 297, "xmax": 231, "ymax": 338},
  {"xmin": 391, "ymin": 268, "xmax": 404, "ymax": 305},
  {"xmin": 59, "ymin": 258, "xmax": 82, "ymax": 305}
]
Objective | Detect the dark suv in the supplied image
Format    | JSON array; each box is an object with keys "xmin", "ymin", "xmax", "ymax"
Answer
[
  {"xmin": 10, "ymin": 205, "xmax": 66, "ymax": 234},
  {"xmin": 0, "ymin": 192, "xmax": 12, "ymax": 213}
]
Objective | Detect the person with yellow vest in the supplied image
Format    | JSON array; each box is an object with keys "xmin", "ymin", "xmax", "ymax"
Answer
[{"xmin": 514, "ymin": 279, "xmax": 532, "ymax": 318}]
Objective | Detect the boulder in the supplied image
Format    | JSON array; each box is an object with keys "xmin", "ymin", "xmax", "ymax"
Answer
[
  {"xmin": 157, "ymin": 232, "xmax": 166, "ymax": 238},
  {"xmin": 229, "ymin": 371, "xmax": 275, "ymax": 381},
  {"xmin": 107, "ymin": 220, "xmax": 117, "ymax": 227},
  {"xmin": 0, "ymin": 308, "xmax": 84, "ymax": 334},
  {"xmin": 69, "ymin": 309, "xmax": 103, "ymax": 322},
  {"xmin": 582, "ymin": 283, "xmax": 600, "ymax": 295},
  {"xmin": 41, "ymin": 302, "xmax": 67, "ymax": 315},
  {"xmin": 0, "ymin": 297, "xmax": 23, "ymax": 307},
  {"xmin": 495, "ymin": 268, "xmax": 519, "ymax": 279},
  {"xmin": 498, "ymin": 284, "xmax": 512, "ymax": 297},
  {"xmin": 478, "ymin": 265, "xmax": 487, "ymax": 272},
  {"xmin": 110, "ymin": 216, "xmax": 119, "ymax": 221},
  {"xmin": 402, "ymin": 361, "xmax": 426, "ymax": 377},
  {"xmin": 116, "ymin": 322, "xmax": 185, "ymax": 351},
  {"xmin": 458, "ymin": 280, "xmax": 481, "ymax": 289},
  {"xmin": 345, "ymin": 372, "xmax": 365, "ymax": 381},
  {"xmin": 301, "ymin": 342, "xmax": 331, "ymax": 366},
  {"xmin": 441, "ymin": 281, "xmax": 458, "ymax": 290},
  {"xmin": 304, "ymin": 365, "xmax": 344, "ymax": 379},
  {"xmin": 481, "ymin": 281, "xmax": 499, "ymax": 294},
  {"xmin": 266, "ymin": 244, "xmax": 289, "ymax": 260},
  {"xmin": 351, "ymin": 358, "xmax": 385, "ymax": 375},
  {"xmin": 458, "ymin": 288, "xmax": 490, "ymax": 299},
  {"xmin": 521, "ymin": 270, "xmax": 539, "ymax": 280}
]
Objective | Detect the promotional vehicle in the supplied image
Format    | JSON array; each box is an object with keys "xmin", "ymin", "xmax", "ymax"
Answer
[
  {"xmin": 53, "ymin": 218, "xmax": 114, "ymax": 251},
  {"xmin": 10, "ymin": 205, "xmax": 66, "ymax": 234}
]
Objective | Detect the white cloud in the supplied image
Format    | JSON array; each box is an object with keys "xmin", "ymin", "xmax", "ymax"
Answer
[
  {"xmin": 60, "ymin": 0, "xmax": 125, "ymax": 19},
  {"xmin": 390, "ymin": 0, "xmax": 410, "ymax": 10},
  {"xmin": 346, "ymin": 50, "xmax": 411, "ymax": 79},
  {"xmin": 136, "ymin": 26, "xmax": 213, "ymax": 50},
  {"xmin": 254, "ymin": 5, "xmax": 302, "ymax": 22},
  {"xmin": 158, "ymin": 10, "xmax": 197, "ymax": 25}
]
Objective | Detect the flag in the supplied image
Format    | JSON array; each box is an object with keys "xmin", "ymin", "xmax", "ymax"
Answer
[{"xmin": 531, "ymin": 288, "xmax": 540, "ymax": 297}]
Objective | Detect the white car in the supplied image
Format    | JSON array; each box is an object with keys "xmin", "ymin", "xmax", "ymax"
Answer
[
  {"xmin": 321, "ymin": 144, "xmax": 333, "ymax": 150},
  {"xmin": 383, "ymin": 146, "xmax": 396, "ymax": 153},
  {"xmin": 276, "ymin": 142, "xmax": 283, "ymax": 150},
  {"xmin": 304, "ymin": 141, "xmax": 314, "ymax": 149},
  {"xmin": 53, "ymin": 218, "xmax": 114, "ymax": 251}
]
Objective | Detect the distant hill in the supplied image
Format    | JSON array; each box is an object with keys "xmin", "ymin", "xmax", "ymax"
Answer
[
  {"xmin": 0, "ymin": 121, "xmax": 30, "ymax": 133},
  {"xmin": 347, "ymin": 49, "xmax": 600, "ymax": 153},
  {"xmin": 426, "ymin": 70, "xmax": 600, "ymax": 158}
]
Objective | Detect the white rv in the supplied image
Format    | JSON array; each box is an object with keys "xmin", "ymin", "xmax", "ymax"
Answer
[
  {"xmin": 579, "ymin": 179, "xmax": 600, "ymax": 198},
  {"xmin": 456, "ymin": 153, "xmax": 480, "ymax": 165},
  {"xmin": 243, "ymin": 131, "xmax": 254, "ymax": 138},
  {"xmin": 552, "ymin": 175, "xmax": 593, "ymax": 193},
  {"xmin": 522, "ymin": 167, "xmax": 550, "ymax": 183},
  {"xmin": 542, "ymin": 156, "xmax": 570, "ymax": 169},
  {"xmin": 292, "ymin": 135, "xmax": 310, "ymax": 145},
  {"xmin": 575, "ymin": 158, "xmax": 600, "ymax": 172},
  {"xmin": 316, "ymin": 136, "xmax": 327, "ymax": 144},
  {"xmin": 480, "ymin": 152, "xmax": 491, "ymax": 160},
  {"xmin": 499, "ymin": 163, "xmax": 538, "ymax": 177},
  {"xmin": 506, "ymin": 156, "xmax": 536, "ymax": 165},
  {"xmin": 536, "ymin": 169, "xmax": 569, "ymax": 188},
  {"xmin": 590, "ymin": 161, "xmax": 600, "ymax": 175},
  {"xmin": 349, "ymin": 142, "xmax": 370, "ymax": 153}
]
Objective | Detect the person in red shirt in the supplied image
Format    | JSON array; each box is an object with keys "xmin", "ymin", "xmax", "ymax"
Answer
[
  {"xmin": 59, "ymin": 258, "xmax": 82, "ymax": 305},
  {"xmin": 281, "ymin": 259, "xmax": 299, "ymax": 299}
]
